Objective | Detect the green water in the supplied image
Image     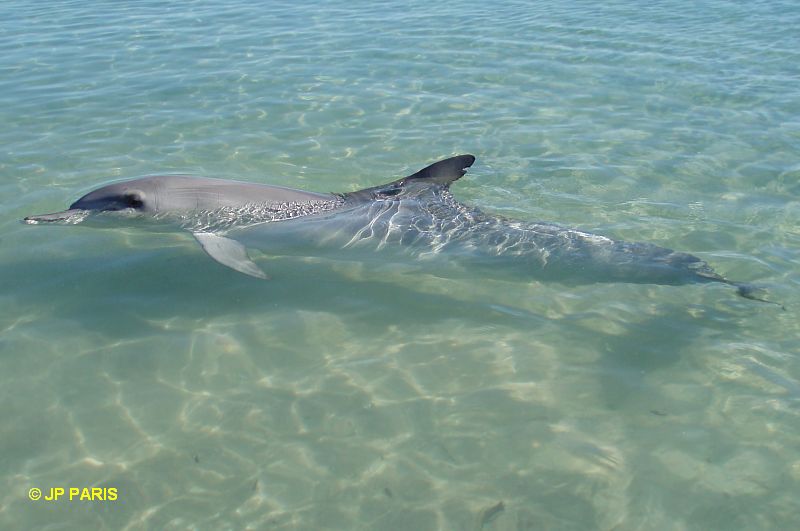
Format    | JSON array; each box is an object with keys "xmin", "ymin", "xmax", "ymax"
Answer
[{"xmin": 2, "ymin": 1, "xmax": 799, "ymax": 529}]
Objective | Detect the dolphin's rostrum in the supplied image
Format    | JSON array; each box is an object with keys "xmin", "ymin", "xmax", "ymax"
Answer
[{"xmin": 24, "ymin": 155, "xmax": 773, "ymax": 303}]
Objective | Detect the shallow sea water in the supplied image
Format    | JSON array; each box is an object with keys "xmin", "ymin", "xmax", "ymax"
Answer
[{"xmin": 2, "ymin": 1, "xmax": 799, "ymax": 529}]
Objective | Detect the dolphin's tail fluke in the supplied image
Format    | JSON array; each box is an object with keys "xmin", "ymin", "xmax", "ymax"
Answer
[
  {"xmin": 695, "ymin": 269, "xmax": 784, "ymax": 308},
  {"xmin": 730, "ymin": 281, "xmax": 785, "ymax": 309}
]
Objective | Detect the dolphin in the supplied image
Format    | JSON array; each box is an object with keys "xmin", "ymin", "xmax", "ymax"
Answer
[{"xmin": 24, "ymin": 155, "xmax": 774, "ymax": 303}]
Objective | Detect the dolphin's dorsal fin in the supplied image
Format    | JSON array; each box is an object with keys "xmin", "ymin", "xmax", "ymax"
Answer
[
  {"xmin": 193, "ymin": 232, "xmax": 268, "ymax": 279},
  {"xmin": 401, "ymin": 154, "xmax": 476, "ymax": 186},
  {"xmin": 344, "ymin": 155, "xmax": 476, "ymax": 202}
]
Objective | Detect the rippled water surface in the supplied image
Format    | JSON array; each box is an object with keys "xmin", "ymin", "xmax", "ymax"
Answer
[{"xmin": 2, "ymin": 1, "xmax": 799, "ymax": 529}]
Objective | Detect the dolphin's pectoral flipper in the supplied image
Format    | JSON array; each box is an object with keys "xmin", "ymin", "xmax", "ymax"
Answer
[{"xmin": 192, "ymin": 232, "xmax": 268, "ymax": 279}]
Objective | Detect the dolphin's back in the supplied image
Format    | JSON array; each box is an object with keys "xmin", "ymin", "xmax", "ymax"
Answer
[{"xmin": 144, "ymin": 175, "xmax": 336, "ymax": 211}]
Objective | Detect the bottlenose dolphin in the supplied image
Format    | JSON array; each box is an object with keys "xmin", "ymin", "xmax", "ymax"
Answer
[{"xmin": 24, "ymin": 155, "xmax": 772, "ymax": 303}]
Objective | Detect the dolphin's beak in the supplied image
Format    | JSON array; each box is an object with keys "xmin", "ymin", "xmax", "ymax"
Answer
[{"xmin": 23, "ymin": 209, "xmax": 88, "ymax": 224}]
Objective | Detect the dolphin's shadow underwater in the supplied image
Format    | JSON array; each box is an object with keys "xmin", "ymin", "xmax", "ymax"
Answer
[{"xmin": 24, "ymin": 155, "xmax": 775, "ymax": 304}]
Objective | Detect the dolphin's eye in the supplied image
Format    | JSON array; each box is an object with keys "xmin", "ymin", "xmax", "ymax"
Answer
[{"xmin": 123, "ymin": 193, "xmax": 144, "ymax": 209}]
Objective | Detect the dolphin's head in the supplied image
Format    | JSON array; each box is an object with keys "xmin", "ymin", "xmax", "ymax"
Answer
[
  {"xmin": 23, "ymin": 178, "xmax": 159, "ymax": 224},
  {"xmin": 68, "ymin": 180, "xmax": 156, "ymax": 214}
]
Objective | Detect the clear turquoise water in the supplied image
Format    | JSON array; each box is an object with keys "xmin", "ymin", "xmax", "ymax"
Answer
[{"xmin": 2, "ymin": 0, "xmax": 799, "ymax": 529}]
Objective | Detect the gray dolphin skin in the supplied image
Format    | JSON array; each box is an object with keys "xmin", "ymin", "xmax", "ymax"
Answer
[{"xmin": 24, "ymin": 155, "xmax": 772, "ymax": 303}]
